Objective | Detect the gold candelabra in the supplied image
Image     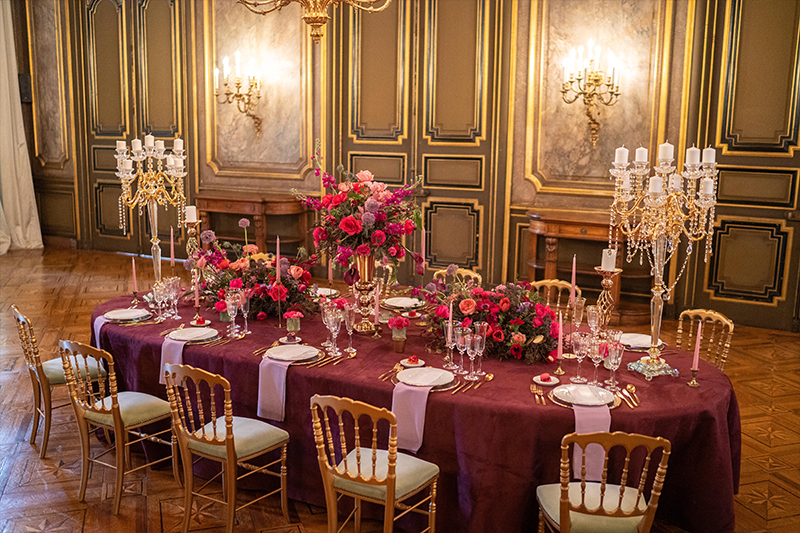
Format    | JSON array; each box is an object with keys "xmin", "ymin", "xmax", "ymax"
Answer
[
  {"xmin": 608, "ymin": 143, "xmax": 717, "ymax": 380},
  {"xmin": 116, "ymin": 136, "xmax": 186, "ymax": 282},
  {"xmin": 237, "ymin": 0, "xmax": 393, "ymax": 43},
  {"xmin": 214, "ymin": 52, "xmax": 263, "ymax": 134},
  {"xmin": 594, "ymin": 266, "xmax": 622, "ymax": 328},
  {"xmin": 561, "ymin": 41, "xmax": 621, "ymax": 146}
]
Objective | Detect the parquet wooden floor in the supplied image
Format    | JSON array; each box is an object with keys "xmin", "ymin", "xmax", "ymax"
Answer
[{"xmin": 0, "ymin": 248, "xmax": 798, "ymax": 532}]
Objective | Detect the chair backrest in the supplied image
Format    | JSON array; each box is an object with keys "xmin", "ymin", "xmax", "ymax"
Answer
[
  {"xmin": 59, "ymin": 340, "xmax": 120, "ymax": 424},
  {"xmin": 310, "ymin": 395, "xmax": 398, "ymax": 499},
  {"xmin": 531, "ymin": 280, "xmax": 580, "ymax": 313},
  {"xmin": 164, "ymin": 363, "xmax": 235, "ymax": 460},
  {"xmin": 676, "ymin": 308, "xmax": 735, "ymax": 372},
  {"xmin": 11, "ymin": 304, "xmax": 43, "ymax": 373},
  {"xmin": 432, "ymin": 267, "xmax": 482, "ymax": 287},
  {"xmin": 560, "ymin": 431, "xmax": 671, "ymax": 533}
]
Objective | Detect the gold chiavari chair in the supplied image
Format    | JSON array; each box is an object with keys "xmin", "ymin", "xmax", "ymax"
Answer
[
  {"xmin": 60, "ymin": 340, "xmax": 174, "ymax": 515},
  {"xmin": 676, "ymin": 308, "xmax": 735, "ymax": 372},
  {"xmin": 432, "ymin": 267, "xmax": 482, "ymax": 287},
  {"xmin": 531, "ymin": 280, "xmax": 581, "ymax": 315},
  {"xmin": 310, "ymin": 395, "xmax": 439, "ymax": 533},
  {"xmin": 165, "ymin": 364, "xmax": 290, "ymax": 533},
  {"xmin": 12, "ymin": 305, "xmax": 106, "ymax": 458},
  {"xmin": 537, "ymin": 431, "xmax": 671, "ymax": 533}
]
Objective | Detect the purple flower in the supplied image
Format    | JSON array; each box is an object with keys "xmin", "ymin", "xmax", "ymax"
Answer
[
  {"xmin": 200, "ymin": 230, "xmax": 216, "ymax": 244},
  {"xmin": 361, "ymin": 212, "xmax": 376, "ymax": 228},
  {"xmin": 343, "ymin": 267, "xmax": 360, "ymax": 285},
  {"xmin": 322, "ymin": 173, "xmax": 336, "ymax": 188},
  {"xmin": 365, "ymin": 198, "xmax": 381, "ymax": 212},
  {"xmin": 183, "ymin": 258, "xmax": 195, "ymax": 271},
  {"xmin": 239, "ymin": 218, "xmax": 250, "ymax": 228},
  {"xmin": 446, "ymin": 263, "xmax": 459, "ymax": 276},
  {"xmin": 425, "ymin": 282, "xmax": 438, "ymax": 293}
]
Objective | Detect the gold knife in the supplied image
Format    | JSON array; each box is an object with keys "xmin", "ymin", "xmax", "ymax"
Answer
[
  {"xmin": 616, "ymin": 392, "xmax": 634, "ymax": 409},
  {"xmin": 461, "ymin": 382, "xmax": 475, "ymax": 393},
  {"xmin": 451, "ymin": 381, "xmax": 466, "ymax": 394}
]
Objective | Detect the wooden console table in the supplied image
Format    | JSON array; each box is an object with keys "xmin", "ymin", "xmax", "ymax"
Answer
[{"xmin": 527, "ymin": 210, "xmax": 649, "ymax": 325}]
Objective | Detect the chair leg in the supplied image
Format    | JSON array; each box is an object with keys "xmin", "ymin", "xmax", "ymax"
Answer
[
  {"xmin": 171, "ymin": 432, "xmax": 183, "ymax": 489},
  {"xmin": 354, "ymin": 497, "xmax": 362, "ymax": 533},
  {"xmin": 103, "ymin": 428, "xmax": 113, "ymax": 446},
  {"xmin": 113, "ymin": 428, "xmax": 127, "ymax": 515},
  {"xmin": 280, "ymin": 444, "xmax": 289, "ymax": 523},
  {"xmin": 225, "ymin": 460, "xmax": 236, "ymax": 533},
  {"xmin": 180, "ymin": 449, "xmax": 194, "ymax": 533},
  {"xmin": 28, "ymin": 371, "xmax": 41, "ymax": 446},
  {"xmin": 429, "ymin": 480, "xmax": 437, "ymax": 533},
  {"xmin": 77, "ymin": 417, "xmax": 91, "ymax": 503},
  {"xmin": 538, "ymin": 507, "xmax": 545, "ymax": 533},
  {"xmin": 39, "ymin": 385, "xmax": 53, "ymax": 459},
  {"xmin": 383, "ymin": 499, "xmax": 395, "ymax": 533},
  {"xmin": 324, "ymin": 488, "xmax": 338, "ymax": 533}
]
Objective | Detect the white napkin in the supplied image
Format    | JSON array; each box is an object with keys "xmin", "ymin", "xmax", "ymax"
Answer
[
  {"xmin": 92, "ymin": 316, "xmax": 110, "ymax": 351},
  {"xmin": 392, "ymin": 383, "xmax": 433, "ymax": 454},
  {"xmin": 159, "ymin": 338, "xmax": 187, "ymax": 385},
  {"xmin": 257, "ymin": 357, "xmax": 293, "ymax": 421},
  {"xmin": 572, "ymin": 404, "xmax": 611, "ymax": 481}
]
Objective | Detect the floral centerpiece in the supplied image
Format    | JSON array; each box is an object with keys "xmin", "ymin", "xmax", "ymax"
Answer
[
  {"xmin": 187, "ymin": 222, "xmax": 318, "ymax": 320},
  {"xmin": 293, "ymin": 150, "xmax": 425, "ymax": 280},
  {"xmin": 415, "ymin": 265, "xmax": 559, "ymax": 365}
]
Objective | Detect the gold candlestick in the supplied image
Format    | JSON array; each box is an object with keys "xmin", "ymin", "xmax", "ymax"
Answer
[
  {"xmin": 687, "ymin": 368, "xmax": 699, "ymax": 387},
  {"xmin": 554, "ymin": 355, "xmax": 566, "ymax": 375},
  {"xmin": 594, "ymin": 266, "xmax": 622, "ymax": 328}
]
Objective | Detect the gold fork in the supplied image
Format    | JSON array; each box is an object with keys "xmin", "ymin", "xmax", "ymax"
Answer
[
  {"xmin": 160, "ymin": 324, "xmax": 184, "ymax": 336},
  {"xmin": 379, "ymin": 364, "xmax": 402, "ymax": 381},
  {"xmin": 530, "ymin": 384, "xmax": 540, "ymax": 405},
  {"xmin": 537, "ymin": 385, "xmax": 547, "ymax": 405}
]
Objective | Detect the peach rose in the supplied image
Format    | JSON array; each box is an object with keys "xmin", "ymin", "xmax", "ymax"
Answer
[
  {"xmin": 356, "ymin": 170, "xmax": 374, "ymax": 183},
  {"xmin": 288, "ymin": 265, "xmax": 304, "ymax": 280},
  {"xmin": 459, "ymin": 298, "xmax": 477, "ymax": 316},
  {"xmin": 511, "ymin": 332, "xmax": 526, "ymax": 344}
]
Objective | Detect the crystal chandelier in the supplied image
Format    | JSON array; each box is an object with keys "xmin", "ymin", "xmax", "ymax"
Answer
[
  {"xmin": 237, "ymin": 0, "xmax": 394, "ymax": 43},
  {"xmin": 608, "ymin": 142, "xmax": 717, "ymax": 379}
]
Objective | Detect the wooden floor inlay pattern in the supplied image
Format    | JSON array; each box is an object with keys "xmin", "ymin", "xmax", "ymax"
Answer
[{"xmin": 1, "ymin": 248, "xmax": 798, "ymax": 532}]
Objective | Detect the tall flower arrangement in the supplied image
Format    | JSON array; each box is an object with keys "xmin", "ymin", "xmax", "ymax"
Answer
[
  {"xmin": 415, "ymin": 265, "xmax": 559, "ymax": 365},
  {"xmin": 293, "ymin": 149, "xmax": 424, "ymax": 280}
]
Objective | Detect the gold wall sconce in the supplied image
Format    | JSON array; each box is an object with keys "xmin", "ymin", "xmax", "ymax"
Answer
[
  {"xmin": 561, "ymin": 40, "xmax": 621, "ymax": 147},
  {"xmin": 214, "ymin": 51, "xmax": 263, "ymax": 134},
  {"xmin": 237, "ymin": 0, "xmax": 393, "ymax": 43}
]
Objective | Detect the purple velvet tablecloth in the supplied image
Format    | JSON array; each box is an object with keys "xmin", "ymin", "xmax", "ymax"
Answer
[{"xmin": 92, "ymin": 296, "xmax": 740, "ymax": 533}]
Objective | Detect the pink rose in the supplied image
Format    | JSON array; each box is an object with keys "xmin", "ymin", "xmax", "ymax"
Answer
[
  {"xmin": 461, "ymin": 317, "xmax": 472, "ymax": 329},
  {"xmin": 339, "ymin": 216, "xmax": 363, "ymax": 236},
  {"xmin": 196, "ymin": 256, "xmax": 207, "ymax": 268},
  {"xmin": 338, "ymin": 182, "xmax": 352, "ymax": 192},
  {"xmin": 388, "ymin": 246, "xmax": 398, "ymax": 257},
  {"xmin": 356, "ymin": 170, "xmax": 374, "ymax": 183},
  {"xmin": 356, "ymin": 244, "xmax": 372, "ymax": 256},
  {"xmin": 288, "ymin": 265, "xmax": 304, "ymax": 279},
  {"xmin": 214, "ymin": 300, "xmax": 227, "ymax": 312},
  {"xmin": 371, "ymin": 230, "xmax": 386, "ymax": 246},
  {"xmin": 459, "ymin": 298, "xmax": 477, "ymax": 315},
  {"xmin": 229, "ymin": 278, "xmax": 243, "ymax": 289},
  {"xmin": 435, "ymin": 304, "xmax": 449, "ymax": 319}
]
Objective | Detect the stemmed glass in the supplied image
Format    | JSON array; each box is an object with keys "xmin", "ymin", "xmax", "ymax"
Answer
[
  {"xmin": 239, "ymin": 289, "xmax": 251, "ymax": 335},
  {"xmin": 169, "ymin": 277, "xmax": 182, "ymax": 319},
  {"xmin": 570, "ymin": 331, "xmax": 590, "ymax": 384},
  {"xmin": 224, "ymin": 289, "xmax": 240, "ymax": 339},
  {"xmin": 586, "ymin": 305, "xmax": 602, "ymax": 339},
  {"xmin": 454, "ymin": 326, "xmax": 470, "ymax": 375},
  {"xmin": 588, "ymin": 340, "xmax": 605, "ymax": 386},
  {"xmin": 565, "ymin": 296, "xmax": 586, "ymax": 359},
  {"xmin": 153, "ymin": 282, "xmax": 167, "ymax": 321},
  {"xmin": 464, "ymin": 334, "xmax": 480, "ymax": 381},
  {"xmin": 473, "ymin": 321, "xmax": 489, "ymax": 376},
  {"xmin": 605, "ymin": 342, "xmax": 624, "ymax": 392},
  {"xmin": 325, "ymin": 307, "xmax": 342, "ymax": 357},
  {"xmin": 343, "ymin": 304, "xmax": 356, "ymax": 354},
  {"xmin": 320, "ymin": 300, "xmax": 333, "ymax": 349},
  {"xmin": 443, "ymin": 320, "xmax": 461, "ymax": 370}
]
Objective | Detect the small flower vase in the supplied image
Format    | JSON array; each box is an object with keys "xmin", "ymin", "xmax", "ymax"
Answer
[
  {"xmin": 286, "ymin": 317, "xmax": 300, "ymax": 340},
  {"xmin": 219, "ymin": 311, "xmax": 231, "ymax": 322},
  {"xmin": 392, "ymin": 327, "xmax": 407, "ymax": 353}
]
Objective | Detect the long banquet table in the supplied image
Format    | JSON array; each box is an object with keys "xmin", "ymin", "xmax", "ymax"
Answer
[{"xmin": 92, "ymin": 295, "xmax": 740, "ymax": 533}]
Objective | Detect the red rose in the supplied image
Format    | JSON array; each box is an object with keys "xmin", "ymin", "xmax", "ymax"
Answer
[
  {"xmin": 509, "ymin": 318, "xmax": 524, "ymax": 325},
  {"xmin": 487, "ymin": 312, "xmax": 498, "ymax": 324},
  {"xmin": 330, "ymin": 192, "xmax": 347, "ymax": 207},
  {"xmin": 396, "ymin": 247, "xmax": 406, "ymax": 259},
  {"xmin": 510, "ymin": 343, "xmax": 522, "ymax": 359},
  {"xmin": 371, "ymin": 230, "xmax": 386, "ymax": 246},
  {"xmin": 356, "ymin": 244, "xmax": 372, "ymax": 256},
  {"xmin": 550, "ymin": 321, "xmax": 560, "ymax": 338},
  {"xmin": 533, "ymin": 316, "xmax": 543, "ymax": 327},
  {"xmin": 492, "ymin": 329, "xmax": 505, "ymax": 342},
  {"xmin": 301, "ymin": 270, "xmax": 312, "ymax": 284},
  {"xmin": 320, "ymin": 194, "xmax": 333, "ymax": 208},
  {"xmin": 404, "ymin": 220, "xmax": 416, "ymax": 234},
  {"xmin": 461, "ymin": 317, "xmax": 472, "ymax": 329},
  {"xmin": 229, "ymin": 278, "xmax": 243, "ymax": 289},
  {"xmin": 217, "ymin": 289, "xmax": 225, "ymax": 299},
  {"xmin": 499, "ymin": 297, "xmax": 511, "ymax": 312},
  {"xmin": 313, "ymin": 227, "xmax": 328, "ymax": 245},
  {"xmin": 435, "ymin": 304, "xmax": 449, "ymax": 319},
  {"xmin": 268, "ymin": 283, "xmax": 288, "ymax": 302},
  {"xmin": 257, "ymin": 311, "xmax": 267, "ymax": 320},
  {"xmin": 339, "ymin": 216, "xmax": 363, "ymax": 236},
  {"xmin": 535, "ymin": 303, "xmax": 546, "ymax": 317},
  {"xmin": 218, "ymin": 259, "xmax": 230, "ymax": 270},
  {"xmin": 214, "ymin": 300, "xmax": 227, "ymax": 312}
]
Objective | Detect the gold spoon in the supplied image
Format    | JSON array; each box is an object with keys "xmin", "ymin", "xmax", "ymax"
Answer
[
  {"xmin": 333, "ymin": 353, "xmax": 356, "ymax": 365},
  {"xmin": 473, "ymin": 373, "xmax": 494, "ymax": 390},
  {"xmin": 626, "ymin": 384, "xmax": 641, "ymax": 404}
]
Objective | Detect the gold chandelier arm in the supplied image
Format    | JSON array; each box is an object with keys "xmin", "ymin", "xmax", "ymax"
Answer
[
  {"xmin": 346, "ymin": 0, "xmax": 394, "ymax": 13},
  {"xmin": 237, "ymin": 0, "xmax": 292, "ymax": 15}
]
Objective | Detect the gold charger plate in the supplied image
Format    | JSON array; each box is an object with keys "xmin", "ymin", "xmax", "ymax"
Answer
[
  {"xmin": 108, "ymin": 312, "xmax": 153, "ymax": 324},
  {"xmin": 547, "ymin": 390, "xmax": 621, "ymax": 410},
  {"xmin": 284, "ymin": 350, "xmax": 326, "ymax": 366},
  {"xmin": 186, "ymin": 335, "xmax": 222, "ymax": 346},
  {"xmin": 390, "ymin": 374, "xmax": 460, "ymax": 393}
]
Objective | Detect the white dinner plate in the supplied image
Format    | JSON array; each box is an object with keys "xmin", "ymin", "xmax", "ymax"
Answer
[
  {"xmin": 396, "ymin": 367, "xmax": 453, "ymax": 387},
  {"xmin": 265, "ymin": 345, "xmax": 319, "ymax": 362},
  {"xmin": 316, "ymin": 287, "xmax": 340, "ymax": 297},
  {"xmin": 553, "ymin": 384, "xmax": 615, "ymax": 406},
  {"xmin": 104, "ymin": 308, "xmax": 150, "ymax": 322},
  {"xmin": 620, "ymin": 333, "xmax": 664, "ymax": 349},
  {"xmin": 168, "ymin": 327, "xmax": 218, "ymax": 342},
  {"xmin": 384, "ymin": 297, "xmax": 423, "ymax": 309}
]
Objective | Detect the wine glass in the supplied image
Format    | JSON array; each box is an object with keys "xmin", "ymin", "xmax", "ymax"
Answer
[
  {"xmin": 153, "ymin": 282, "xmax": 167, "ymax": 321},
  {"xmin": 224, "ymin": 289, "xmax": 240, "ymax": 339},
  {"xmin": 320, "ymin": 300, "xmax": 333, "ymax": 349},
  {"xmin": 588, "ymin": 339, "xmax": 605, "ymax": 386},
  {"xmin": 605, "ymin": 342, "xmax": 624, "ymax": 392},
  {"xmin": 239, "ymin": 289, "xmax": 251, "ymax": 335},
  {"xmin": 443, "ymin": 320, "xmax": 461, "ymax": 370},
  {"xmin": 464, "ymin": 334, "xmax": 480, "ymax": 381},
  {"xmin": 564, "ymin": 296, "xmax": 586, "ymax": 359},
  {"xmin": 473, "ymin": 321, "xmax": 489, "ymax": 376},
  {"xmin": 326, "ymin": 308, "xmax": 342, "ymax": 357},
  {"xmin": 169, "ymin": 277, "xmax": 182, "ymax": 319},
  {"xmin": 343, "ymin": 304, "xmax": 356, "ymax": 354},
  {"xmin": 586, "ymin": 305, "xmax": 602, "ymax": 339},
  {"xmin": 570, "ymin": 331, "xmax": 590, "ymax": 384},
  {"xmin": 454, "ymin": 326, "xmax": 470, "ymax": 375}
]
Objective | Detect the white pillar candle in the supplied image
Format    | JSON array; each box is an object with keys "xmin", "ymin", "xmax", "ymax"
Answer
[
  {"xmin": 173, "ymin": 138, "xmax": 184, "ymax": 152},
  {"xmin": 185, "ymin": 206, "xmax": 197, "ymax": 223},
  {"xmin": 700, "ymin": 177, "xmax": 714, "ymax": 195},
  {"xmin": 131, "ymin": 139, "xmax": 142, "ymax": 152},
  {"xmin": 649, "ymin": 176, "xmax": 663, "ymax": 194},
  {"xmin": 658, "ymin": 141, "xmax": 674, "ymax": 160},
  {"xmin": 165, "ymin": 155, "xmax": 175, "ymax": 167},
  {"xmin": 601, "ymin": 248, "xmax": 617, "ymax": 271},
  {"xmin": 122, "ymin": 159, "xmax": 133, "ymax": 170},
  {"xmin": 702, "ymin": 146, "xmax": 716, "ymax": 163},
  {"xmin": 686, "ymin": 146, "xmax": 701, "ymax": 164},
  {"xmin": 614, "ymin": 146, "xmax": 629, "ymax": 165},
  {"xmin": 635, "ymin": 146, "xmax": 648, "ymax": 162},
  {"xmin": 621, "ymin": 174, "xmax": 631, "ymax": 190},
  {"xmin": 176, "ymin": 157, "xmax": 185, "ymax": 168},
  {"xmin": 144, "ymin": 134, "xmax": 154, "ymax": 148},
  {"xmin": 155, "ymin": 140, "xmax": 165, "ymax": 151},
  {"xmin": 116, "ymin": 140, "xmax": 126, "ymax": 150},
  {"xmin": 670, "ymin": 174, "xmax": 682, "ymax": 191}
]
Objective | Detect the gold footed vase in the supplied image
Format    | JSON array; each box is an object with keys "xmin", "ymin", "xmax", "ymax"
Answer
[{"xmin": 353, "ymin": 255, "xmax": 377, "ymax": 333}]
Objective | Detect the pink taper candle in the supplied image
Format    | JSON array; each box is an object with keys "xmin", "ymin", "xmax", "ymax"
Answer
[
  {"xmin": 275, "ymin": 236, "xmax": 281, "ymax": 280},
  {"xmin": 373, "ymin": 279, "xmax": 381, "ymax": 325},
  {"xmin": 692, "ymin": 321, "xmax": 702, "ymax": 371},
  {"xmin": 558, "ymin": 311, "xmax": 563, "ymax": 359},
  {"xmin": 448, "ymin": 300, "xmax": 453, "ymax": 337},
  {"xmin": 328, "ymin": 259, "xmax": 333, "ymax": 286},
  {"xmin": 421, "ymin": 223, "xmax": 426, "ymax": 266},
  {"xmin": 131, "ymin": 256, "xmax": 138, "ymax": 293},
  {"xmin": 170, "ymin": 227, "xmax": 175, "ymax": 267},
  {"xmin": 569, "ymin": 254, "xmax": 576, "ymax": 304},
  {"xmin": 194, "ymin": 276, "xmax": 199, "ymax": 307}
]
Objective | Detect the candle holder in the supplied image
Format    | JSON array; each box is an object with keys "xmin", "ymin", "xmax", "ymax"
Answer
[
  {"xmin": 130, "ymin": 291, "xmax": 139, "ymax": 307},
  {"xmin": 594, "ymin": 266, "xmax": 622, "ymax": 328},
  {"xmin": 372, "ymin": 323, "xmax": 382, "ymax": 339},
  {"xmin": 554, "ymin": 355, "xmax": 566, "ymax": 376},
  {"xmin": 687, "ymin": 369, "xmax": 699, "ymax": 387}
]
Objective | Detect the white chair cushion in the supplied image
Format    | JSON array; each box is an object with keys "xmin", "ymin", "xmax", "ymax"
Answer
[
  {"xmin": 333, "ymin": 448, "xmax": 439, "ymax": 502},
  {"xmin": 188, "ymin": 416, "xmax": 289, "ymax": 460},
  {"xmin": 84, "ymin": 391, "xmax": 171, "ymax": 428},
  {"xmin": 42, "ymin": 357, "xmax": 106, "ymax": 385},
  {"xmin": 537, "ymin": 482, "xmax": 648, "ymax": 533}
]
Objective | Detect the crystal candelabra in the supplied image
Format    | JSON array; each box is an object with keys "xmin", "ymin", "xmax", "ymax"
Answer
[
  {"xmin": 214, "ymin": 51, "xmax": 263, "ymax": 134},
  {"xmin": 608, "ymin": 143, "xmax": 717, "ymax": 380},
  {"xmin": 116, "ymin": 135, "xmax": 187, "ymax": 282}
]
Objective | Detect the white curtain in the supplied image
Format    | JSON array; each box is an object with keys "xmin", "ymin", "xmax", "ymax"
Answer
[{"xmin": 0, "ymin": 0, "xmax": 42, "ymax": 254}]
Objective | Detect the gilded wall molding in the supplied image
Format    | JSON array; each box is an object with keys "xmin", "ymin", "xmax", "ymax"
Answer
[{"xmin": 422, "ymin": 197, "xmax": 484, "ymax": 270}]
